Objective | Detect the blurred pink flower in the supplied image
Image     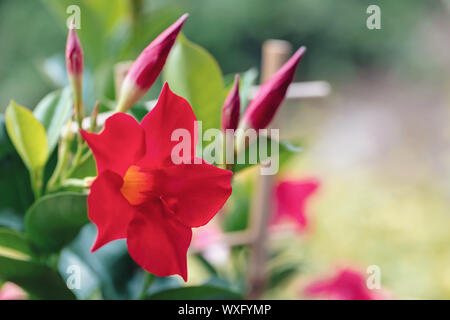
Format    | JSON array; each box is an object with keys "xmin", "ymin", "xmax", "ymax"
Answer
[
  {"xmin": 272, "ymin": 178, "xmax": 320, "ymax": 231},
  {"xmin": 0, "ymin": 282, "xmax": 26, "ymax": 300},
  {"xmin": 304, "ymin": 268, "xmax": 387, "ymax": 300},
  {"xmin": 192, "ymin": 225, "xmax": 230, "ymax": 267}
]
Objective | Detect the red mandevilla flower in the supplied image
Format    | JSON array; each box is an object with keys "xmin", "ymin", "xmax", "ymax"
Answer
[
  {"xmin": 117, "ymin": 14, "xmax": 188, "ymax": 112},
  {"xmin": 221, "ymin": 74, "xmax": 241, "ymax": 132},
  {"xmin": 240, "ymin": 46, "xmax": 306, "ymax": 130},
  {"xmin": 273, "ymin": 178, "xmax": 319, "ymax": 231},
  {"xmin": 304, "ymin": 268, "xmax": 387, "ymax": 300},
  {"xmin": 81, "ymin": 83, "xmax": 232, "ymax": 281}
]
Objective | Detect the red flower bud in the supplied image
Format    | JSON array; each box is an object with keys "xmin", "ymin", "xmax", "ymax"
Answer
[
  {"xmin": 117, "ymin": 14, "xmax": 189, "ymax": 112},
  {"xmin": 240, "ymin": 46, "xmax": 306, "ymax": 130},
  {"xmin": 221, "ymin": 74, "xmax": 240, "ymax": 132}
]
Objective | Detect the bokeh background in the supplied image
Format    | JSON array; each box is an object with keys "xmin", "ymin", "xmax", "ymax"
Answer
[{"xmin": 1, "ymin": 0, "xmax": 450, "ymax": 299}]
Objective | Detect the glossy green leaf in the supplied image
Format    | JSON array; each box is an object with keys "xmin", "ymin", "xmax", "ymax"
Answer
[
  {"xmin": 163, "ymin": 33, "xmax": 226, "ymax": 131},
  {"xmin": 34, "ymin": 87, "xmax": 73, "ymax": 153},
  {"xmin": 146, "ymin": 285, "xmax": 242, "ymax": 300},
  {"xmin": 5, "ymin": 101, "xmax": 48, "ymax": 171},
  {"xmin": 0, "ymin": 228, "xmax": 75, "ymax": 300},
  {"xmin": 25, "ymin": 192, "xmax": 88, "ymax": 253}
]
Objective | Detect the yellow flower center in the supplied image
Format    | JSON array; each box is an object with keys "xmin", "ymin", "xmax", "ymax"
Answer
[{"xmin": 120, "ymin": 165, "xmax": 153, "ymax": 206}]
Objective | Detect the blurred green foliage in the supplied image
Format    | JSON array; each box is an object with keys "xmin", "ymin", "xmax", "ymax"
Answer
[{"xmin": 0, "ymin": 0, "xmax": 443, "ymax": 112}]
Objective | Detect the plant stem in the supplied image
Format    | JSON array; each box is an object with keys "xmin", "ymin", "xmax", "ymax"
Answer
[
  {"xmin": 29, "ymin": 168, "xmax": 43, "ymax": 200},
  {"xmin": 63, "ymin": 146, "xmax": 90, "ymax": 180},
  {"xmin": 138, "ymin": 272, "xmax": 155, "ymax": 300},
  {"xmin": 47, "ymin": 141, "xmax": 71, "ymax": 192}
]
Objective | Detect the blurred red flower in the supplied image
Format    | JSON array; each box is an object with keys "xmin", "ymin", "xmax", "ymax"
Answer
[
  {"xmin": 273, "ymin": 178, "xmax": 320, "ymax": 231},
  {"xmin": 81, "ymin": 83, "xmax": 232, "ymax": 281},
  {"xmin": 304, "ymin": 268, "xmax": 387, "ymax": 300}
]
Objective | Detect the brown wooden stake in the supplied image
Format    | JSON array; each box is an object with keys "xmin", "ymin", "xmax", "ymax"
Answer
[{"xmin": 247, "ymin": 39, "xmax": 292, "ymax": 299}]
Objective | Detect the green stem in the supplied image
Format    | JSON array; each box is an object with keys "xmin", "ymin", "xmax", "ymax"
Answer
[
  {"xmin": 63, "ymin": 146, "xmax": 90, "ymax": 180},
  {"xmin": 61, "ymin": 178, "xmax": 86, "ymax": 188},
  {"xmin": 138, "ymin": 272, "xmax": 155, "ymax": 300},
  {"xmin": 30, "ymin": 168, "xmax": 43, "ymax": 200},
  {"xmin": 47, "ymin": 141, "xmax": 71, "ymax": 193}
]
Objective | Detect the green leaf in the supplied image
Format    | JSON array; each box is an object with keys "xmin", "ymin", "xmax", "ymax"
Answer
[
  {"xmin": 34, "ymin": 87, "xmax": 73, "ymax": 153},
  {"xmin": 25, "ymin": 192, "xmax": 88, "ymax": 253},
  {"xmin": 146, "ymin": 285, "xmax": 242, "ymax": 300},
  {"xmin": 5, "ymin": 101, "xmax": 48, "ymax": 171},
  {"xmin": 0, "ymin": 228, "xmax": 75, "ymax": 300},
  {"xmin": 163, "ymin": 33, "xmax": 226, "ymax": 132},
  {"xmin": 0, "ymin": 115, "xmax": 14, "ymax": 159},
  {"xmin": 0, "ymin": 228, "xmax": 32, "ymax": 260},
  {"xmin": 0, "ymin": 116, "xmax": 34, "ymax": 222}
]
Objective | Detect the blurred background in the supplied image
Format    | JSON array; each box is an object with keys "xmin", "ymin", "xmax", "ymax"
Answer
[{"xmin": 1, "ymin": 0, "xmax": 450, "ymax": 299}]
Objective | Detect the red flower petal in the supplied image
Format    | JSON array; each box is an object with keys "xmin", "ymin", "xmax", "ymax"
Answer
[
  {"xmin": 127, "ymin": 199, "xmax": 192, "ymax": 281},
  {"xmin": 88, "ymin": 170, "xmax": 137, "ymax": 251},
  {"xmin": 141, "ymin": 83, "xmax": 198, "ymax": 167},
  {"xmin": 80, "ymin": 113, "xmax": 145, "ymax": 176},
  {"xmin": 156, "ymin": 158, "xmax": 232, "ymax": 227}
]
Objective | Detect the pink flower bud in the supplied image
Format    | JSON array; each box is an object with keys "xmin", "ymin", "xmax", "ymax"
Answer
[
  {"xmin": 66, "ymin": 27, "xmax": 84, "ymax": 124},
  {"xmin": 65, "ymin": 28, "xmax": 84, "ymax": 76},
  {"xmin": 221, "ymin": 74, "xmax": 240, "ymax": 132},
  {"xmin": 240, "ymin": 46, "xmax": 306, "ymax": 130},
  {"xmin": 117, "ymin": 14, "xmax": 189, "ymax": 112}
]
